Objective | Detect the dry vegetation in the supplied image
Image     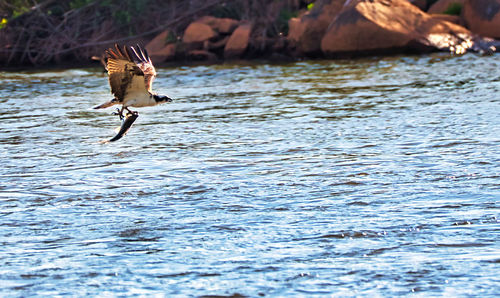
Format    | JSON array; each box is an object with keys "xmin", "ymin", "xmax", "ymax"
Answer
[{"xmin": 0, "ymin": 0, "xmax": 308, "ymax": 66}]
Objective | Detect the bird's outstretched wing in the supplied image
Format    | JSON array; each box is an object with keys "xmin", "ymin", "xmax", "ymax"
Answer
[
  {"xmin": 129, "ymin": 45, "xmax": 157, "ymax": 92},
  {"xmin": 105, "ymin": 44, "xmax": 157, "ymax": 101}
]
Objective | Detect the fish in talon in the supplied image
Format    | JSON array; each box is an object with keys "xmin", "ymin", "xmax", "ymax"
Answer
[{"xmin": 108, "ymin": 112, "xmax": 139, "ymax": 142}]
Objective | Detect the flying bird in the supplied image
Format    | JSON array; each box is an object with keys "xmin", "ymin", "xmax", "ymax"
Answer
[{"xmin": 94, "ymin": 44, "xmax": 173, "ymax": 141}]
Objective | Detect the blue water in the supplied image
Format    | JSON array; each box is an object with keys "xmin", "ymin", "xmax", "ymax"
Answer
[{"xmin": 0, "ymin": 54, "xmax": 499, "ymax": 296}]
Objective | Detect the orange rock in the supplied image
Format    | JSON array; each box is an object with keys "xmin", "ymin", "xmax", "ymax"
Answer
[
  {"xmin": 462, "ymin": 0, "xmax": 500, "ymax": 38},
  {"xmin": 183, "ymin": 22, "xmax": 217, "ymax": 44},
  {"xmin": 145, "ymin": 30, "xmax": 171, "ymax": 54},
  {"xmin": 195, "ymin": 16, "xmax": 239, "ymax": 34},
  {"xmin": 428, "ymin": 0, "xmax": 464, "ymax": 14},
  {"xmin": 150, "ymin": 44, "xmax": 176, "ymax": 63},
  {"xmin": 208, "ymin": 36, "xmax": 230, "ymax": 50},
  {"xmin": 224, "ymin": 23, "xmax": 252, "ymax": 59},
  {"xmin": 287, "ymin": 0, "xmax": 344, "ymax": 55},
  {"xmin": 288, "ymin": 18, "xmax": 305, "ymax": 43},
  {"xmin": 430, "ymin": 13, "xmax": 461, "ymax": 24},
  {"xmin": 187, "ymin": 50, "xmax": 218, "ymax": 61},
  {"xmin": 321, "ymin": 0, "xmax": 474, "ymax": 56}
]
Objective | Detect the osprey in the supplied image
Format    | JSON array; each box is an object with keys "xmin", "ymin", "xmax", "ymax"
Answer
[{"xmin": 94, "ymin": 44, "xmax": 173, "ymax": 141}]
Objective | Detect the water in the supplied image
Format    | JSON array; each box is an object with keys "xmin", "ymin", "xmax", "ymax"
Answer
[{"xmin": 0, "ymin": 54, "xmax": 499, "ymax": 296}]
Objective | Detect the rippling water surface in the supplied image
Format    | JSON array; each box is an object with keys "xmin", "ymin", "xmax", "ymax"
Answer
[{"xmin": 1, "ymin": 54, "xmax": 499, "ymax": 296}]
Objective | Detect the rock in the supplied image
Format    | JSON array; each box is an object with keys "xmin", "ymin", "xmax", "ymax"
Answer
[
  {"xmin": 469, "ymin": 36, "xmax": 500, "ymax": 54},
  {"xmin": 149, "ymin": 44, "xmax": 176, "ymax": 63},
  {"xmin": 187, "ymin": 50, "xmax": 218, "ymax": 61},
  {"xmin": 320, "ymin": 0, "xmax": 480, "ymax": 56},
  {"xmin": 462, "ymin": 0, "xmax": 500, "ymax": 38},
  {"xmin": 288, "ymin": 18, "xmax": 305, "ymax": 43},
  {"xmin": 195, "ymin": 16, "xmax": 239, "ymax": 34},
  {"xmin": 208, "ymin": 36, "xmax": 230, "ymax": 50},
  {"xmin": 224, "ymin": 23, "xmax": 252, "ymax": 59},
  {"xmin": 287, "ymin": 0, "xmax": 344, "ymax": 55},
  {"xmin": 183, "ymin": 22, "xmax": 217, "ymax": 44},
  {"xmin": 428, "ymin": 0, "xmax": 464, "ymax": 14},
  {"xmin": 430, "ymin": 13, "xmax": 461, "ymax": 24},
  {"xmin": 145, "ymin": 30, "xmax": 172, "ymax": 54}
]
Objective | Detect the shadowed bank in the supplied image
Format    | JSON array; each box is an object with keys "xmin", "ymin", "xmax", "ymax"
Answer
[{"xmin": 1, "ymin": 0, "xmax": 500, "ymax": 68}]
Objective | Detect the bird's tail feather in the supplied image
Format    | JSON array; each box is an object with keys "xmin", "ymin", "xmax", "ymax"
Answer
[{"xmin": 93, "ymin": 100, "xmax": 117, "ymax": 109}]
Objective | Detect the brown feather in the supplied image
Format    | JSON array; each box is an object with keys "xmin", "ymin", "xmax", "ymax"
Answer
[
  {"xmin": 106, "ymin": 48, "xmax": 120, "ymax": 59},
  {"xmin": 114, "ymin": 44, "xmax": 122, "ymax": 56},
  {"xmin": 104, "ymin": 44, "xmax": 156, "ymax": 101},
  {"xmin": 122, "ymin": 45, "xmax": 132, "ymax": 61}
]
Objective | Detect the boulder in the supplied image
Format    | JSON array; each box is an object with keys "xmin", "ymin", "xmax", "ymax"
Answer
[
  {"xmin": 149, "ymin": 44, "xmax": 176, "ymax": 63},
  {"xmin": 183, "ymin": 22, "xmax": 217, "ymax": 44},
  {"xmin": 224, "ymin": 23, "xmax": 252, "ymax": 59},
  {"xmin": 195, "ymin": 16, "xmax": 239, "ymax": 34},
  {"xmin": 145, "ymin": 30, "xmax": 172, "ymax": 54},
  {"xmin": 462, "ymin": 0, "xmax": 500, "ymax": 38},
  {"xmin": 320, "ymin": 0, "xmax": 480, "ymax": 56},
  {"xmin": 208, "ymin": 36, "xmax": 230, "ymax": 50},
  {"xmin": 428, "ymin": 0, "xmax": 464, "ymax": 14},
  {"xmin": 287, "ymin": 0, "xmax": 345, "ymax": 55},
  {"xmin": 430, "ymin": 13, "xmax": 461, "ymax": 24},
  {"xmin": 187, "ymin": 50, "xmax": 218, "ymax": 61}
]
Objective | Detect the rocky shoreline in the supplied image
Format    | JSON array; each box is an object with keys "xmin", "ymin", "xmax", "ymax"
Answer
[
  {"xmin": 2, "ymin": 0, "xmax": 500, "ymax": 68},
  {"xmin": 150, "ymin": 0, "xmax": 500, "ymax": 64}
]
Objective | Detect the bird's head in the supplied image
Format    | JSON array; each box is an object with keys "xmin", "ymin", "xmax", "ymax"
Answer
[{"xmin": 153, "ymin": 94, "xmax": 174, "ymax": 103}]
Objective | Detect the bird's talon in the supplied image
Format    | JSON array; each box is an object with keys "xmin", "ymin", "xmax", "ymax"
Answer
[
  {"xmin": 124, "ymin": 107, "xmax": 138, "ymax": 116},
  {"xmin": 112, "ymin": 108, "xmax": 125, "ymax": 120}
]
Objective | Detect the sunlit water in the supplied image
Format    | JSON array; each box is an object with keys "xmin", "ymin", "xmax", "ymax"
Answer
[{"xmin": 1, "ymin": 54, "xmax": 499, "ymax": 296}]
